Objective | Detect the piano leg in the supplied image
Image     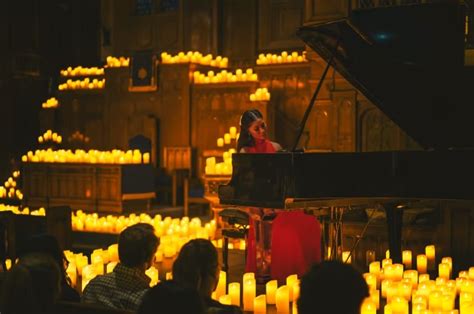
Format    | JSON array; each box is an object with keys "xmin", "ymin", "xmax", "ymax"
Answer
[{"xmin": 384, "ymin": 203, "xmax": 403, "ymax": 264}]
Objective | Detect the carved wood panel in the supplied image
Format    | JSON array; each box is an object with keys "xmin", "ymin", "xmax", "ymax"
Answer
[{"xmin": 258, "ymin": 0, "xmax": 305, "ymax": 51}]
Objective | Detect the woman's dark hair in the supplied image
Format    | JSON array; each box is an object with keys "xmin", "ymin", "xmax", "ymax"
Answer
[
  {"xmin": 298, "ymin": 261, "xmax": 369, "ymax": 314},
  {"xmin": 172, "ymin": 239, "xmax": 218, "ymax": 292},
  {"xmin": 0, "ymin": 252, "xmax": 61, "ymax": 314},
  {"xmin": 137, "ymin": 280, "xmax": 205, "ymax": 314},
  {"xmin": 119, "ymin": 223, "xmax": 159, "ymax": 268},
  {"xmin": 236, "ymin": 109, "xmax": 264, "ymax": 152}
]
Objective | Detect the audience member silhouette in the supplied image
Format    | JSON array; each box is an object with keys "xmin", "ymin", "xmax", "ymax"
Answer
[
  {"xmin": 298, "ymin": 261, "xmax": 369, "ymax": 314},
  {"xmin": 19, "ymin": 233, "xmax": 80, "ymax": 302},
  {"xmin": 137, "ymin": 280, "xmax": 205, "ymax": 314},
  {"xmin": 82, "ymin": 223, "xmax": 159, "ymax": 311},
  {"xmin": 0, "ymin": 252, "xmax": 61, "ymax": 314},
  {"xmin": 173, "ymin": 239, "xmax": 241, "ymax": 314}
]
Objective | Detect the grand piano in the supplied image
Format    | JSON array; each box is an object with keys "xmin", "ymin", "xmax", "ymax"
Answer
[{"xmin": 219, "ymin": 2, "xmax": 474, "ymax": 266}]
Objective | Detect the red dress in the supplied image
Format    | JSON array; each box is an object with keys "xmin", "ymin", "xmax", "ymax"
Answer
[{"xmin": 244, "ymin": 139, "xmax": 322, "ymax": 283}]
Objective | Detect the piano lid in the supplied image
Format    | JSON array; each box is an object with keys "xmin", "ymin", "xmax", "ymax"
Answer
[{"xmin": 297, "ymin": 3, "xmax": 474, "ymax": 150}]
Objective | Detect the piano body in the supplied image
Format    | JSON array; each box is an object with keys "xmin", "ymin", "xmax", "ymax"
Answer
[{"xmin": 219, "ymin": 2, "xmax": 474, "ymax": 268}]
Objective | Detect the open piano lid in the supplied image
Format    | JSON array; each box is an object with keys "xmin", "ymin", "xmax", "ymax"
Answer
[{"xmin": 297, "ymin": 2, "xmax": 474, "ymax": 150}]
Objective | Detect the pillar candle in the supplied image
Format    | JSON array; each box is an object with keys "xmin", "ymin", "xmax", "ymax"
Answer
[
  {"xmin": 275, "ymin": 285, "xmax": 290, "ymax": 313},
  {"xmin": 286, "ymin": 274, "xmax": 298, "ymax": 301},
  {"xmin": 425, "ymin": 245, "xmax": 436, "ymax": 270},
  {"xmin": 229, "ymin": 127, "xmax": 237, "ymax": 139},
  {"xmin": 418, "ymin": 273, "xmax": 430, "ymax": 283},
  {"xmin": 219, "ymin": 295, "xmax": 231, "ymax": 305},
  {"xmin": 143, "ymin": 152, "xmax": 150, "ymax": 163},
  {"xmin": 442, "ymin": 257, "xmax": 453, "ymax": 274},
  {"xmin": 402, "ymin": 250, "xmax": 412, "ymax": 269},
  {"xmin": 266, "ymin": 279, "xmax": 278, "ymax": 304},
  {"xmin": 364, "ymin": 273, "xmax": 377, "ymax": 291},
  {"xmin": 429, "ymin": 290, "xmax": 443, "ymax": 311},
  {"xmin": 360, "ymin": 298, "xmax": 377, "ymax": 314},
  {"xmin": 369, "ymin": 262, "xmax": 381, "ymax": 276},
  {"xmin": 342, "ymin": 251, "xmax": 352, "ymax": 263},
  {"xmin": 366, "ymin": 250, "xmax": 376, "ymax": 265},
  {"xmin": 390, "ymin": 296, "xmax": 408, "ymax": 313},
  {"xmin": 217, "ymin": 138, "xmax": 224, "ymax": 147},
  {"xmin": 369, "ymin": 290, "xmax": 380, "ymax": 309},
  {"xmin": 382, "ymin": 258, "xmax": 393, "ymax": 269},
  {"xmin": 224, "ymin": 133, "xmax": 231, "ymax": 144},
  {"xmin": 243, "ymin": 278, "xmax": 256, "ymax": 311},
  {"xmin": 412, "ymin": 302, "xmax": 427, "ymax": 314},
  {"xmin": 417, "ymin": 254, "xmax": 428, "ymax": 273},
  {"xmin": 403, "ymin": 270, "xmax": 418, "ymax": 288},
  {"xmin": 253, "ymin": 295, "xmax": 266, "ymax": 314},
  {"xmin": 228, "ymin": 282, "xmax": 240, "ymax": 306},
  {"xmin": 439, "ymin": 263, "xmax": 451, "ymax": 280},
  {"xmin": 243, "ymin": 272, "xmax": 255, "ymax": 282}
]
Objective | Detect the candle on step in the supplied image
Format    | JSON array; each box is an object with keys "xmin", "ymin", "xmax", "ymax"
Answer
[{"xmin": 266, "ymin": 279, "xmax": 278, "ymax": 304}]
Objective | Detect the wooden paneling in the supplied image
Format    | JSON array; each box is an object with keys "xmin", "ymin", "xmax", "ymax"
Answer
[
  {"xmin": 258, "ymin": 0, "xmax": 305, "ymax": 51},
  {"xmin": 221, "ymin": 0, "xmax": 257, "ymax": 66},
  {"xmin": 304, "ymin": 0, "xmax": 348, "ymax": 24}
]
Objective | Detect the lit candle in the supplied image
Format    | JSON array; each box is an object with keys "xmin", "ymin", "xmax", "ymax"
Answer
[
  {"xmin": 275, "ymin": 285, "xmax": 290, "ymax": 313},
  {"xmin": 403, "ymin": 269, "xmax": 418, "ymax": 288},
  {"xmin": 266, "ymin": 279, "xmax": 278, "ymax": 304},
  {"xmin": 417, "ymin": 254, "xmax": 428, "ymax": 273},
  {"xmin": 412, "ymin": 302, "xmax": 427, "ymax": 314},
  {"xmin": 439, "ymin": 262, "xmax": 451, "ymax": 280},
  {"xmin": 253, "ymin": 295, "xmax": 267, "ymax": 314},
  {"xmin": 217, "ymin": 138, "xmax": 224, "ymax": 147},
  {"xmin": 143, "ymin": 152, "xmax": 150, "ymax": 163},
  {"xmin": 442, "ymin": 257, "xmax": 452, "ymax": 274},
  {"xmin": 425, "ymin": 245, "xmax": 436, "ymax": 270},
  {"xmin": 382, "ymin": 258, "xmax": 392, "ymax": 269},
  {"xmin": 243, "ymin": 278, "xmax": 256, "ymax": 311},
  {"xmin": 342, "ymin": 251, "xmax": 352, "ymax": 263},
  {"xmin": 366, "ymin": 250, "xmax": 376, "ymax": 265},
  {"xmin": 390, "ymin": 296, "xmax": 408, "ymax": 313},
  {"xmin": 228, "ymin": 282, "xmax": 240, "ymax": 306},
  {"xmin": 360, "ymin": 297, "xmax": 377, "ymax": 314},
  {"xmin": 369, "ymin": 262, "xmax": 381, "ymax": 276},
  {"xmin": 224, "ymin": 133, "xmax": 231, "ymax": 144},
  {"xmin": 369, "ymin": 290, "xmax": 380, "ymax": 309},
  {"xmin": 286, "ymin": 274, "xmax": 298, "ymax": 301},
  {"xmin": 429, "ymin": 290, "xmax": 443, "ymax": 311},
  {"xmin": 66, "ymin": 262, "xmax": 77, "ymax": 287},
  {"xmin": 441, "ymin": 293, "xmax": 455, "ymax": 311},
  {"xmin": 402, "ymin": 250, "xmax": 412, "ymax": 269},
  {"xmin": 364, "ymin": 273, "xmax": 377, "ymax": 291},
  {"xmin": 229, "ymin": 127, "xmax": 237, "ymax": 139}
]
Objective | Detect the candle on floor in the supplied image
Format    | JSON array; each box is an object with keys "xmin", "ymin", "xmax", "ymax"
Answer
[
  {"xmin": 228, "ymin": 282, "xmax": 240, "ymax": 306},
  {"xmin": 275, "ymin": 285, "xmax": 290, "ymax": 313},
  {"xmin": 439, "ymin": 262, "xmax": 451, "ymax": 280},
  {"xmin": 219, "ymin": 295, "xmax": 231, "ymax": 305},
  {"xmin": 425, "ymin": 245, "xmax": 436, "ymax": 270},
  {"xmin": 360, "ymin": 297, "xmax": 377, "ymax": 314},
  {"xmin": 253, "ymin": 295, "xmax": 266, "ymax": 314},
  {"xmin": 266, "ymin": 280, "xmax": 278, "ymax": 304},
  {"xmin": 286, "ymin": 274, "xmax": 298, "ymax": 301},
  {"xmin": 243, "ymin": 278, "xmax": 256, "ymax": 311},
  {"xmin": 214, "ymin": 271, "xmax": 226, "ymax": 300},
  {"xmin": 369, "ymin": 261, "xmax": 381, "ymax": 276},
  {"xmin": 229, "ymin": 126, "xmax": 237, "ymax": 139},
  {"xmin": 217, "ymin": 138, "xmax": 224, "ymax": 147},
  {"xmin": 402, "ymin": 250, "xmax": 412, "ymax": 269},
  {"xmin": 417, "ymin": 254, "xmax": 428, "ymax": 273}
]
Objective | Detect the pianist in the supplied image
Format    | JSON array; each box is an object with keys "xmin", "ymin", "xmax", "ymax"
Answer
[{"xmin": 237, "ymin": 109, "xmax": 321, "ymax": 283}]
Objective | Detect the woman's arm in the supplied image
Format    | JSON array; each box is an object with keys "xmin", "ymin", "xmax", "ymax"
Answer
[{"xmin": 271, "ymin": 142, "xmax": 283, "ymax": 152}]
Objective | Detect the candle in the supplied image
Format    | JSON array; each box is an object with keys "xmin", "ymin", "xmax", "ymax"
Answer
[
  {"xmin": 254, "ymin": 295, "xmax": 266, "ymax": 314},
  {"xmin": 442, "ymin": 257, "xmax": 453, "ymax": 274},
  {"xmin": 217, "ymin": 138, "xmax": 224, "ymax": 147},
  {"xmin": 366, "ymin": 250, "xmax": 376, "ymax": 265},
  {"xmin": 412, "ymin": 302, "xmax": 427, "ymax": 314},
  {"xmin": 219, "ymin": 294, "xmax": 231, "ymax": 305},
  {"xmin": 418, "ymin": 273, "xmax": 430, "ymax": 283},
  {"xmin": 143, "ymin": 152, "xmax": 150, "ymax": 163},
  {"xmin": 66, "ymin": 262, "xmax": 77, "ymax": 287},
  {"xmin": 369, "ymin": 290, "xmax": 380, "ymax": 309},
  {"xmin": 243, "ymin": 278, "xmax": 256, "ymax": 311},
  {"xmin": 369, "ymin": 262, "xmax": 381, "ymax": 276},
  {"xmin": 145, "ymin": 266, "xmax": 159, "ymax": 287},
  {"xmin": 342, "ymin": 251, "xmax": 352, "ymax": 263},
  {"xmin": 425, "ymin": 245, "xmax": 436, "ymax": 269},
  {"xmin": 266, "ymin": 279, "xmax": 278, "ymax": 304},
  {"xmin": 429, "ymin": 290, "xmax": 443, "ymax": 311},
  {"xmin": 229, "ymin": 126, "xmax": 237, "ymax": 139},
  {"xmin": 364, "ymin": 273, "xmax": 377, "ymax": 291},
  {"xmin": 402, "ymin": 250, "xmax": 412, "ymax": 269},
  {"xmin": 390, "ymin": 296, "xmax": 408, "ymax": 313},
  {"xmin": 417, "ymin": 254, "xmax": 428, "ymax": 273},
  {"xmin": 382, "ymin": 258, "xmax": 392, "ymax": 269},
  {"xmin": 275, "ymin": 285, "xmax": 290, "ymax": 313},
  {"xmin": 360, "ymin": 298, "xmax": 377, "ymax": 314},
  {"xmin": 403, "ymin": 270, "xmax": 418, "ymax": 288},
  {"xmin": 439, "ymin": 262, "xmax": 451, "ymax": 280},
  {"xmin": 228, "ymin": 282, "xmax": 240, "ymax": 306},
  {"xmin": 441, "ymin": 293, "xmax": 455, "ymax": 311},
  {"xmin": 224, "ymin": 133, "xmax": 231, "ymax": 144},
  {"xmin": 286, "ymin": 274, "xmax": 298, "ymax": 301},
  {"xmin": 214, "ymin": 271, "xmax": 226, "ymax": 299}
]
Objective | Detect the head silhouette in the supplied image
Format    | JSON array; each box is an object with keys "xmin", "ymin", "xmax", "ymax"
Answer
[
  {"xmin": 237, "ymin": 109, "xmax": 265, "ymax": 152},
  {"xmin": 298, "ymin": 261, "xmax": 369, "ymax": 314},
  {"xmin": 119, "ymin": 223, "xmax": 159, "ymax": 269}
]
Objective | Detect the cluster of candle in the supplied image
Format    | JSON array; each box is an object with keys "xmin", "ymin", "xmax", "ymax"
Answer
[
  {"xmin": 193, "ymin": 68, "xmax": 258, "ymax": 84},
  {"xmin": 0, "ymin": 171, "xmax": 23, "ymax": 200},
  {"xmin": 216, "ymin": 126, "xmax": 239, "ymax": 148},
  {"xmin": 249, "ymin": 88, "xmax": 271, "ymax": 101},
  {"xmin": 60, "ymin": 66, "xmax": 105, "ymax": 77},
  {"xmin": 58, "ymin": 78, "xmax": 106, "ymax": 90},
  {"xmin": 106, "ymin": 56, "xmax": 129, "ymax": 68},
  {"xmin": 41, "ymin": 97, "xmax": 59, "ymax": 109},
  {"xmin": 0, "ymin": 204, "xmax": 45, "ymax": 216},
  {"xmin": 38, "ymin": 130, "xmax": 62, "ymax": 144},
  {"xmin": 205, "ymin": 149, "xmax": 235, "ymax": 176},
  {"xmin": 256, "ymin": 51, "xmax": 307, "ymax": 65},
  {"xmin": 211, "ymin": 271, "xmax": 300, "ymax": 313},
  {"xmin": 161, "ymin": 51, "xmax": 228, "ymax": 68},
  {"xmin": 21, "ymin": 149, "xmax": 150, "ymax": 164},
  {"xmin": 68, "ymin": 130, "xmax": 90, "ymax": 143},
  {"xmin": 359, "ymin": 244, "xmax": 474, "ymax": 314}
]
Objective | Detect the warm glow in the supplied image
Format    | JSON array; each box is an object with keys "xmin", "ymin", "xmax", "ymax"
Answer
[
  {"xmin": 161, "ymin": 51, "xmax": 228, "ymax": 68},
  {"xmin": 256, "ymin": 51, "xmax": 307, "ymax": 65}
]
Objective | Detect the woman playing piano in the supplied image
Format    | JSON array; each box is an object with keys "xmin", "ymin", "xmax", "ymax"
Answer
[{"xmin": 237, "ymin": 109, "xmax": 321, "ymax": 283}]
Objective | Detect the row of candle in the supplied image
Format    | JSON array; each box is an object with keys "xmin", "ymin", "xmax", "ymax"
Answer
[
  {"xmin": 204, "ymin": 149, "xmax": 235, "ymax": 175},
  {"xmin": 250, "ymin": 88, "xmax": 271, "ymax": 101},
  {"xmin": 217, "ymin": 126, "xmax": 239, "ymax": 147},
  {"xmin": 0, "ymin": 204, "xmax": 45, "ymax": 216},
  {"xmin": 193, "ymin": 68, "xmax": 258, "ymax": 84},
  {"xmin": 42, "ymin": 97, "xmax": 59, "ymax": 109},
  {"xmin": 58, "ymin": 78, "xmax": 106, "ymax": 91},
  {"xmin": 161, "ymin": 51, "xmax": 228, "ymax": 68},
  {"xmin": 106, "ymin": 56, "xmax": 130, "ymax": 68},
  {"xmin": 212, "ymin": 271, "xmax": 300, "ymax": 313},
  {"xmin": 38, "ymin": 130, "xmax": 62, "ymax": 144},
  {"xmin": 60, "ymin": 66, "xmax": 105, "ymax": 77},
  {"xmin": 68, "ymin": 130, "xmax": 90, "ymax": 143},
  {"xmin": 256, "ymin": 51, "xmax": 308, "ymax": 65},
  {"xmin": 360, "ymin": 245, "xmax": 474, "ymax": 313},
  {"xmin": 21, "ymin": 149, "xmax": 150, "ymax": 164},
  {"xmin": 0, "ymin": 170, "xmax": 23, "ymax": 200}
]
